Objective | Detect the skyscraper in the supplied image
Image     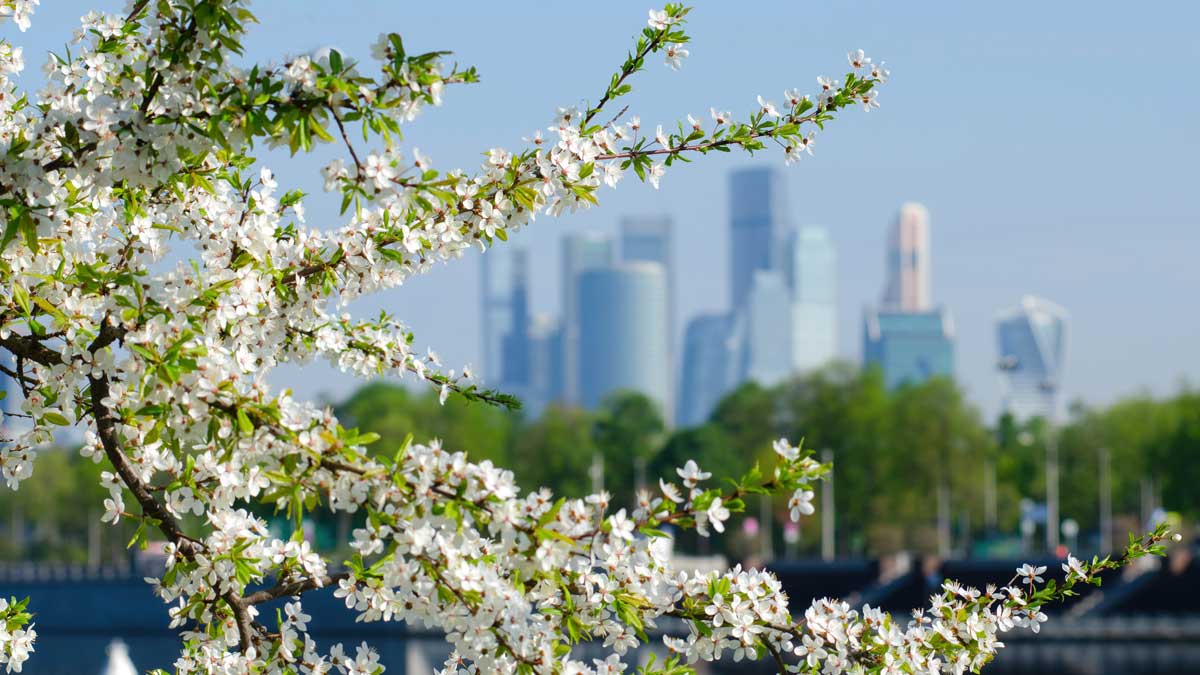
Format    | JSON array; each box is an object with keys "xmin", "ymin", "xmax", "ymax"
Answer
[
  {"xmin": 480, "ymin": 246, "xmax": 531, "ymax": 393},
  {"xmin": 996, "ymin": 296, "xmax": 1068, "ymax": 422},
  {"xmin": 863, "ymin": 308, "xmax": 955, "ymax": 388},
  {"xmin": 786, "ymin": 225, "xmax": 837, "ymax": 372},
  {"xmin": 677, "ymin": 313, "xmax": 737, "ymax": 427},
  {"xmin": 621, "ymin": 216, "xmax": 672, "ymax": 271},
  {"xmin": 481, "ymin": 246, "xmax": 515, "ymax": 385},
  {"xmin": 525, "ymin": 313, "xmax": 564, "ymax": 418},
  {"xmin": 882, "ymin": 202, "xmax": 932, "ymax": 312},
  {"xmin": 742, "ymin": 270, "xmax": 793, "ymax": 387},
  {"xmin": 561, "ymin": 232, "xmax": 615, "ymax": 404},
  {"xmin": 621, "ymin": 216, "xmax": 674, "ymax": 418},
  {"xmin": 865, "ymin": 203, "xmax": 953, "ymax": 388},
  {"xmin": 729, "ymin": 168, "xmax": 790, "ymax": 307},
  {"xmin": 502, "ymin": 248, "xmax": 532, "ymax": 390},
  {"xmin": 576, "ymin": 262, "xmax": 670, "ymax": 415}
]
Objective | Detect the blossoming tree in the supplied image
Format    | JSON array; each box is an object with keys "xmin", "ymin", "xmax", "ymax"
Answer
[{"xmin": 0, "ymin": 1, "xmax": 1174, "ymax": 673}]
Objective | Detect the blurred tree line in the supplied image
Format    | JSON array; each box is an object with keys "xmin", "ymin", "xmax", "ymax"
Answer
[{"xmin": 3, "ymin": 363, "xmax": 1196, "ymax": 562}]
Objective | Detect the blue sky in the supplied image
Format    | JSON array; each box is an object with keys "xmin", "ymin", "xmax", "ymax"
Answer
[{"xmin": 17, "ymin": 1, "xmax": 1200, "ymax": 418}]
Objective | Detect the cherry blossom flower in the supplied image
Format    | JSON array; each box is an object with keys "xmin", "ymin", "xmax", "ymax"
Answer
[
  {"xmin": 677, "ymin": 459, "xmax": 711, "ymax": 487},
  {"xmin": 1017, "ymin": 563, "xmax": 1047, "ymax": 586},
  {"xmin": 664, "ymin": 44, "xmax": 689, "ymax": 70},
  {"xmin": 789, "ymin": 489, "xmax": 816, "ymax": 519}
]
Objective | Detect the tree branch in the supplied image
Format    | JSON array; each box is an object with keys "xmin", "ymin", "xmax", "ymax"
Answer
[{"xmin": 240, "ymin": 572, "xmax": 351, "ymax": 606}]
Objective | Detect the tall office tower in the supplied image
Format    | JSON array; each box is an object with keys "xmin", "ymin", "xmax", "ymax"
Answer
[
  {"xmin": 677, "ymin": 313, "xmax": 737, "ymax": 427},
  {"xmin": 561, "ymin": 232, "xmax": 615, "ymax": 404},
  {"xmin": 525, "ymin": 314, "xmax": 564, "ymax": 418},
  {"xmin": 480, "ymin": 246, "xmax": 531, "ymax": 394},
  {"xmin": 502, "ymin": 248, "xmax": 533, "ymax": 390},
  {"xmin": 730, "ymin": 168, "xmax": 790, "ymax": 307},
  {"xmin": 480, "ymin": 246, "xmax": 516, "ymax": 385},
  {"xmin": 882, "ymin": 202, "xmax": 932, "ymax": 312},
  {"xmin": 621, "ymin": 216, "xmax": 674, "ymax": 418},
  {"xmin": 576, "ymin": 262, "xmax": 670, "ymax": 415},
  {"xmin": 996, "ymin": 296, "xmax": 1068, "ymax": 423},
  {"xmin": 785, "ymin": 225, "xmax": 838, "ymax": 371},
  {"xmin": 742, "ymin": 270, "xmax": 794, "ymax": 387},
  {"xmin": 862, "ymin": 307, "xmax": 955, "ymax": 389}
]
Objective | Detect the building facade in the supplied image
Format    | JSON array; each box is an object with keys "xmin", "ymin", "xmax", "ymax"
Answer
[
  {"xmin": 576, "ymin": 263, "xmax": 671, "ymax": 415},
  {"xmin": 882, "ymin": 202, "xmax": 932, "ymax": 312},
  {"xmin": 785, "ymin": 225, "xmax": 837, "ymax": 372},
  {"xmin": 677, "ymin": 313, "xmax": 737, "ymax": 427},
  {"xmin": 742, "ymin": 270, "xmax": 793, "ymax": 387},
  {"xmin": 561, "ymin": 233, "xmax": 615, "ymax": 404},
  {"xmin": 525, "ymin": 314, "xmax": 564, "ymax": 417},
  {"xmin": 480, "ymin": 246, "xmax": 517, "ymax": 385},
  {"xmin": 481, "ymin": 246, "xmax": 532, "ymax": 396},
  {"xmin": 996, "ymin": 295, "xmax": 1067, "ymax": 422},
  {"xmin": 729, "ymin": 168, "xmax": 790, "ymax": 308},
  {"xmin": 863, "ymin": 307, "xmax": 955, "ymax": 389},
  {"xmin": 621, "ymin": 216, "xmax": 674, "ymax": 418}
]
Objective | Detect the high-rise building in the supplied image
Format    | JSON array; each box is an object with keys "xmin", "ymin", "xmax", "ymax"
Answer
[
  {"xmin": 677, "ymin": 313, "xmax": 737, "ymax": 427},
  {"xmin": 882, "ymin": 202, "xmax": 932, "ymax": 312},
  {"xmin": 996, "ymin": 296, "xmax": 1067, "ymax": 423},
  {"xmin": 863, "ymin": 307, "xmax": 955, "ymax": 388},
  {"xmin": 480, "ymin": 246, "xmax": 531, "ymax": 394},
  {"xmin": 742, "ymin": 270, "xmax": 793, "ymax": 387},
  {"xmin": 525, "ymin": 314, "xmax": 564, "ymax": 417},
  {"xmin": 865, "ymin": 203, "xmax": 953, "ymax": 388},
  {"xmin": 576, "ymin": 262, "xmax": 670, "ymax": 415},
  {"xmin": 621, "ymin": 216, "xmax": 674, "ymax": 418},
  {"xmin": 621, "ymin": 216, "xmax": 672, "ymax": 271},
  {"xmin": 729, "ymin": 168, "xmax": 790, "ymax": 307},
  {"xmin": 561, "ymin": 233, "xmax": 615, "ymax": 404},
  {"xmin": 785, "ymin": 225, "xmax": 837, "ymax": 372},
  {"xmin": 481, "ymin": 246, "xmax": 516, "ymax": 385},
  {"xmin": 501, "ymin": 249, "xmax": 532, "ymax": 390}
]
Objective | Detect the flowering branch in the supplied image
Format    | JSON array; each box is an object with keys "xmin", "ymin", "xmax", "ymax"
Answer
[{"xmin": 0, "ymin": 2, "xmax": 1172, "ymax": 675}]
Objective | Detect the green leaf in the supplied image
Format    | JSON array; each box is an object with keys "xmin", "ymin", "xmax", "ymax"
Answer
[
  {"xmin": 236, "ymin": 408, "xmax": 254, "ymax": 434},
  {"xmin": 42, "ymin": 412, "xmax": 71, "ymax": 426}
]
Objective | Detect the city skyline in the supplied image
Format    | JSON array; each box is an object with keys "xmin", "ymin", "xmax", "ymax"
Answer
[
  {"xmin": 479, "ymin": 168, "xmax": 846, "ymax": 425},
  {"xmin": 37, "ymin": 0, "xmax": 1183, "ymax": 418}
]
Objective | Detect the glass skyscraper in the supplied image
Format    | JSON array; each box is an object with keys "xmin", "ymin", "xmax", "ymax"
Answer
[
  {"xmin": 729, "ymin": 168, "xmax": 790, "ymax": 308},
  {"xmin": 621, "ymin": 216, "xmax": 674, "ymax": 417},
  {"xmin": 677, "ymin": 313, "xmax": 737, "ymax": 427},
  {"xmin": 786, "ymin": 225, "xmax": 837, "ymax": 372},
  {"xmin": 480, "ymin": 246, "xmax": 531, "ymax": 393},
  {"xmin": 561, "ymin": 232, "xmax": 615, "ymax": 405},
  {"xmin": 525, "ymin": 314, "xmax": 564, "ymax": 417},
  {"xmin": 742, "ymin": 270, "xmax": 793, "ymax": 387},
  {"xmin": 863, "ymin": 308, "xmax": 955, "ymax": 389},
  {"xmin": 864, "ymin": 203, "xmax": 953, "ymax": 388},
  {"xmin": 576, "ymin": 262, "xmax": 670, "ymax": 415},
  {"xmin": 996, "ymin": 295, "xmax": 1067, "ymax": 422},
  {"xmin": 882, "ymin": 202, "xmax": 932, "ymax": 312},
  {"xmin": 480, "ymin": 246, "xmax": 516, "ymax": 385}
]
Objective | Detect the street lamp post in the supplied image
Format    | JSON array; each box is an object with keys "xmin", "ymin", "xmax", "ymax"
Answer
[
  {"xmin": 1046, "ymin": 427, "xmax": 1060, "ymax": 552},
  {"xmin": 821, "ymin": 449, "xmax": 834, "ymax": 562},
  {"xmin": 1099, "ymin": 447, "xmax": 1112, "ymax": 554}
]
